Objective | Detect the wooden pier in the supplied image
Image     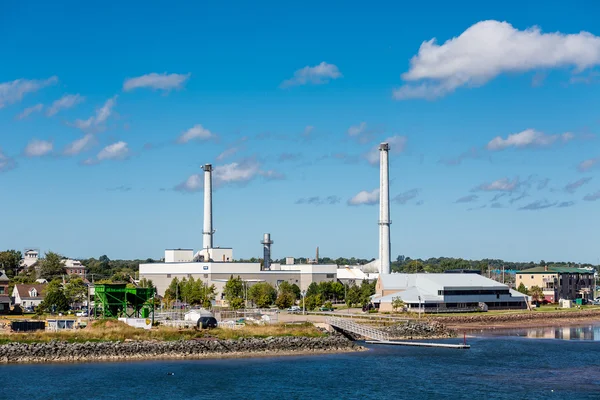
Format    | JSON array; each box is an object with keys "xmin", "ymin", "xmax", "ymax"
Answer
[{"xmin": 365, "ymin": 340, "xmax": 470, "ymax": 349}]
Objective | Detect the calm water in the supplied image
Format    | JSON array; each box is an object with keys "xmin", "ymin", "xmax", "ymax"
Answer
[{"xmin": 3, "ymin": 327, "xmax": 600, "ymax": 400}]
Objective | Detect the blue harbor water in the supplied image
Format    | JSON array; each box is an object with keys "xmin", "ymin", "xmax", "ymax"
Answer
[{"xmin": 3, "ymin": 325, "xmax": 600, "ymax": 400}]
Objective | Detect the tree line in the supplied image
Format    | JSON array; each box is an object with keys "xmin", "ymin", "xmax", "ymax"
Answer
[{"xmin": 392, "ymin": 256, "xmax": 598, "ymax": 274}]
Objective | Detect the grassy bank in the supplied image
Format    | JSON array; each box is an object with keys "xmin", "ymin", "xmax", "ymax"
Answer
[{"xmin": 0, "ymin": 320, "xmax": 326, "ymax": 344}]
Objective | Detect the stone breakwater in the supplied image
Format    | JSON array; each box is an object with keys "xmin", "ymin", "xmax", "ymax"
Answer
[
  {"xmin": 0, "ymin": 336, "xmax": 362, "ymax": 364},
  {"xmin": 381, "ymin": 321, "xmax": 456, "ymax": 339},
  {"xmin": 428, "ymin": 309, "xmax": 600, "ymax": 325}
]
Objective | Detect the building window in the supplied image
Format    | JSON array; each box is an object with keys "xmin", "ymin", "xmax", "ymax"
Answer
[
  {"xmin": 167, "ymin": 274, "xmax": 171, "ymax": 278},
  {"xmin": 0, "ymin": 287, "xmax": 4, "ymax": 294},
  {"xmin": 531, "ymin": 276, "xmax": 534, "ymax": 279},
  {"xmin": 326, "ymin": 274, "xmax": 334, "ymax": 278},
  {"xmin": 204, "ymin": 274, "xmax": 208, "ymax": 278},
  {"xmin": 438, "ymin": 290, "xmax": 442, "ymax": 295}
]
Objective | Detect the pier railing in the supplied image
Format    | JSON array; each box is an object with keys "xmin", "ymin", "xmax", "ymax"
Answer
[{"xmin": 326, "ymin": 317, "xmax": 390, "ymax": 341}]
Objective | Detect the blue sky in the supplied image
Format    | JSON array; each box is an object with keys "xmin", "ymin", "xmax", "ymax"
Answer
[{"xmin": 1, "ymin": 1, "xmax": 600, "ymax": 263}]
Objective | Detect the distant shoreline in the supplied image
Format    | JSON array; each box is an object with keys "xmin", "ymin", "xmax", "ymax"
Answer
[{"xmin": 432, "ymin": 310, "xmax": 600, "ymax": 332}]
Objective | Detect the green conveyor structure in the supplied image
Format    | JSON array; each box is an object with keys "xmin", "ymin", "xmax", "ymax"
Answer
[{"xmin": 93, "ymin": 284, "xmax": 155, "ymax": 319}]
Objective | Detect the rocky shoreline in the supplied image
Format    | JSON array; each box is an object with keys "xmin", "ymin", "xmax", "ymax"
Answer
[
  {"xmin": 381, "ymin": 320, "xmax": 456, "ymax": 340},
  {"xmin": 0, "ymin": 335, "xmax": 363, "ymax": 364}
]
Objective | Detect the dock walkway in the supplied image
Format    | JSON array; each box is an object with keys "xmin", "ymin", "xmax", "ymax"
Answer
[{"xmin": 365, "ymin": 340, "xmax": 470, "ymax": 349}]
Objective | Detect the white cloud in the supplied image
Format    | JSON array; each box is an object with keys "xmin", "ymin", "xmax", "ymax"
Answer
[
  {"xmin": 16, "ymin": 104, "xmax": 44, "ymax": 120},
  {"xmin": 348, "ymin": 122, "xmax": 367, "ymax": 137},
  {"xmin": 584, "ymin": 191, "xmax": 600, "ymax": 201},
  {"xmin": 123, "ymin": 72, "xmax": 191, "ymax": 92},
  {"xmin": 213, "ymin": 160, "xmax": 261, "ymax": 185},
  {"xmin": 578, "ymin": 157, "xmax": 599, "ymax": 172},
  {"xmin": 175, "ymin": 159, "xmax": 282, "ymax": 192},
  {"xmin": 216, "ymin": 147, "xmax": 240, "ymax": 161},
  {"xmin": 47, "ymin": 94, "xmax": 84, "ymax": 116},
  {"xmin": 0, "ymin": 148, "xmax": 17, "ymax": 172},
  {"xmin": 564, "ymin": 177, "xmax": 592, "ymax": 193},
  {"xmin": 0, "ymin": 76, "xmax": 58, "ymax": 108},
  {"xmin": 455, "ymin": 194, "xmax": 479, "ymax": 203},
  {"xmin": 73, "ymin": 96, "xmax": 117, "ymax": 131},
  {"xmin": 97, "ymin": 141, "xmax": 129, "ymax": 161},
  {"xmin": 259, "ymin": 170, "xmax": 286, "ymax": 180},
  {"xmin": 394, "ymin": 188, "xmax": 421, "ymax": 204},
  {"xmin": 302, "ymin": 125, "xmax": 314, "ymax": 137},
  {"xmin": 280, "ymin": 62, "xmax": 342, "ymax": 88},
  {"xmin": 24, "ymin": 139, "xmax": 53, "ymax": 157},
  {"xmin": 365, "ymin": 136, "xmax": 407, "ymax": 165},
  {"xmin": 177, "ymin": 124, "xmax": 214, "ymax": 144},
  {"xmin": 393, "ymin": 20, "xmax": 600, "ymax": 99},
  {"xmin": 348, "ymin": 188, "xmax": 380, "ymax": 206},
  {"xmin": 63, "ymin": 134, "xmax": 96, "ymax": 156},
  {"xmin": 475, "ymin": 177, "xmax": 520, "ymax": 192},
  {"xmin": 487, "ymin": 129, "xmax": 574, "ymax": 150},
  {"xmin": 175, "ymin": 174, "xmax": 203, "ymax": 192}
]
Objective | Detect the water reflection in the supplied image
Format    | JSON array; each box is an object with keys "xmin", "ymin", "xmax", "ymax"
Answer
[{"xmin": 489, "ymin": 325, "xmax": 600, "ymax": 341}]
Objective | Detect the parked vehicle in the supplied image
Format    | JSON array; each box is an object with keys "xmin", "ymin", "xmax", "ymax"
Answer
[
  {"xmin": 287, "ymin": 306, "xmax": 301, "ymax": 313},
  {"xmin": 197, "ymin": 316, "xmax": 218, "ymax": 329},
  {"xmin": 319, "ymin": 305, "xmax": 334, "ymax": 312}
]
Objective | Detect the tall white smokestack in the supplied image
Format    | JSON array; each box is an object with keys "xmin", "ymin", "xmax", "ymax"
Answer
[
  {"xmin": 378, "ymin": 143, "xmax": 391, "ymax": 275},
  {"xmin": 202, "ymin": 164, "xmax": 214, "ymax": 250}
]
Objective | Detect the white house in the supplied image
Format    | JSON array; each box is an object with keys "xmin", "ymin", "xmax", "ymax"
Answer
[
  {"xmin": 12, "ymin": 284, "xmax": 46, "ymax": 309},
  {"xmin": 20, "ymin": 249, "xmax": 40, "ymax": 269}
]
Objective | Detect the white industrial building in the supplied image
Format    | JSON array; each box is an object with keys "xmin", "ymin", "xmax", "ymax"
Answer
[
  {"xmin": 372, "ymin": 273, "xmax": 529, "ymax": 312},
  {"xmin": 139, "ymin": 163, "xmax": 338, "ymax": 301}
]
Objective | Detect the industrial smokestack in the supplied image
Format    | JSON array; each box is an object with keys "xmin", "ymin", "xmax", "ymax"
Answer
[
  {"xmin": 316, "ymin": 246, "xmax": 319, "ymax": 264},
  {"xmin": 202, "ymin": 164, "xmax": 214, "ymax": 250},
  {"xmin": 379, "ymin": 143, "xmax": 391, "ymax": 275},
  {"xmin": 261, "ymin": 233, "xmax": 273, "ymax": 270}
]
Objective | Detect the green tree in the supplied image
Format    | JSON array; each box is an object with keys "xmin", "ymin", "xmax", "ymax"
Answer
[
  {"xmin": 306, "ymin": 282, "xmax": 319, "ymax": 297},
  {"xmin": 529, "ymin": 286, "xmax": 544, "ymax": 304},
  {"xmin": 164, "ymin": 277, "xmax": 181, "ymax": 303},
  {"xmin": 138, "ymin": 278, "xmax": 155, "ymax": 290},
  {"xmin": 404, "ymin": 260, "xmax": 425, "ymax": 273},
  {"xmin": 0, "ymin": 250, "xmax": 22, "ymax": 277},
  {"xmin": 275, "ymin": 291, "xmax": 295, "ymax": 309},
  {"xmin": 64, "ymin": 277, "xmax": 87, "ymax": 307},
  {"xmin": 224, "ymin": 275, "xmax": 245, "ymax": 309},
  {"xmin": 248, "ymin": 282, "xmax": 277, "ymax": 308},
  {"xmin": 290, "ymin": 284, "xmax": 301, "ymax": 300},
  {"xmin": 304, "ymin": 294, "xmax": 323, "ymax": 311},
  {"xmin": 38, "ymin": 252, "xmax": 66, "ymax": 280},
  {"xmin": 40, "ymin": 279, "xmax": 69, "ymax": 313},
  {"xmin": 330, "ymin": 282, "xmax": 345, "ymax": 301},
  {"xmin": 392, "ymin": 297, "xmax": 405, "ymax": 312},
  {"xmin": 517, "ymin": 282, "xmax": 529, "ymax": 295},
  {"xmin": 346, "ymin": 284, "xmax": 362, "ymax": 308}
]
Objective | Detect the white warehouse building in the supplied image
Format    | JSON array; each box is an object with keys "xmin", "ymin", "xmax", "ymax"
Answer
[{"xmin": 373, "ymin": 273, "xmax": 529, "ymax": 312}]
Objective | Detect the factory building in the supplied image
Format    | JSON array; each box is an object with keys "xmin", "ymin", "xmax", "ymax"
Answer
[{"xmin": 139, "ymin": 162, "xmax": 337, "ymax": 301}]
